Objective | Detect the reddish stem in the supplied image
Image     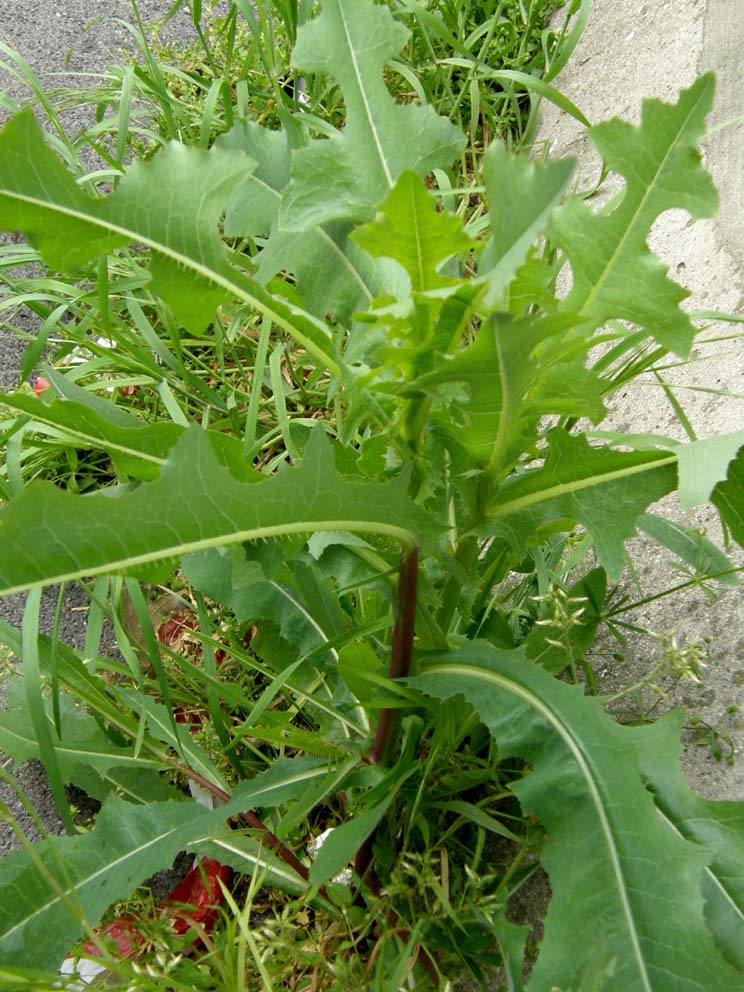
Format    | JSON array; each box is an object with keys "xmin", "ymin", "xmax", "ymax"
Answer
[
  {"xmin": 166, "ymin": 759, "xmax": 309, "ymax": 882},
  {"xmin": 353, "ymin": 548, "xmax": 430, "ymax": 980},
  {"xmin": 367, "ymin": 546, "xmax": 418, "ymax": 765}
]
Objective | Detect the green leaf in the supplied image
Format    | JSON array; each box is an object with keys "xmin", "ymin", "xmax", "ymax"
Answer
[
  {"xmin": 551, "ymin": 74, "xmax": 717, "ymax": 355},
  {"xmin": 193, "ymin": 833, "xmax": 306, "ymax": 896},
  {"xmin": 628, "ymin": 709, "xmax": 744, "ymax": 971},
  {"xmin": 114, "ymin": 687, "xmax": 229, "ymax": 792},
  {"xmin": 0, "ymin": 677, "xmax": 168, "ymax": 782},
  {"xmin": 408, "ymin": 643, "xmax": 744, "ymax": 992},
  {"xmin": 0, "ymin": 427, "xmax": 438, "ymax": 596},
  {"xmin": 0, "ymin": 110, "xmax": 339, "ymax": 372},
  {"xmin": 638, "ymin": 513, "xmax": 739, "ymax": 585},
  {"xmin": 0, "ymin": 391, "xmax": 258, "ymax": 482},
  {"xmin": 351, "ymin": 171, "xmax": 472, "ymax": 293},
  {"xmin": 674, "ymin": 433, "xmax": 744, "ymax": 508},
  {"xmin": 308, "ymin": 799, "xmax": 391, "ymax": 886},
  {"xmin": 483, "ymin": 429, "xmax": 676, "ymax": 579},
  {"xmin": 480, "ymin": 142, "xmax": 575, "ymax": 302},
  {"xmin": 67, "ymin": 763, "xmax": 184, "ymax": 806},
  {"xmin": 411, "ymin": 313, "xmax": 605, "ymax": 476},
  {"xmin": 0, "ymin": 798, "xmax": 229, "ymax": 969},
  {"xmin": 220, "ymin": 119, "xmax": 292, "ymax": 237},
  {"xmin": 492, "ymin": 912, "xmax": 529, "ymax": 992},
  {"xmin": 626, "ymin": 711, "xmax": 744, "ymax": 972},
  {"xmin": 338, "ymin": 642, "xmax": 386, "ymax": 704},
  {"xmin": 219, "ymin": 119, "xmax": 383, "ymax": 322},
  {"xmin": 281, "ymin": 0, "xmax": 465, "ymax": 230},
  {"xmin": 307, "ymin": 760, "xmax": 415, "ymax": 886},
  {"xmin": 184, "ymin": 545, "xmax": 362, "ymax": 664},
  {"xmin": 0, "ymin": 757, "xmax": 324, "ymax": 970},
  {"xmin": 712, "ymin": 446, "xmax": 744, "ymax": 549},
  {"xmin": 226, "ymin": 754, "xmax": 330, "ymax": 809}
]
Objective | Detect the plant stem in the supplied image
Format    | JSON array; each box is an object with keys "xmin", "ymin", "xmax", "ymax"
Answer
[
  {"xmin": 367, "ymin": 546, "xmax": 419, "ymax": 766},
  {"xmin": 165, "ymin": 758, "xmax": 310, "ymax": 883},
  {"xmin": 353, "ymin": 548, "xmax": 420, "ymax": 942}
]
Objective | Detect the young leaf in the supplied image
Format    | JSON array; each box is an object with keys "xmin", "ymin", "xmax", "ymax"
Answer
[
  {"xmin": 411, "ymin": 313, "xmax": 605, "ymax": 476},
  {"xmin": 280, "ymin": 0, "xmax": 465, "ymax": 230},
  {"xmin": 408, "ymin": 643, "xmax": 744, "ymax": 992},
  {"xmin": 480, "ymin": 142, "xmax": 575, "ymax": 302},
  {"xmin": 351, "ymin": 170, "xmax": 472, "ymax": 293},
  {"xmin": 0, "ymin": 111, "xmax": 338, "ymax": 372},
  {"xmin": 219, "ymin": 119, "xmax": 382, "ymax": 322},
  {"xmin": 483, "ymin": 429, "xmax": 677, "ymax": 579},
  {"xmin": 0, "ymin": 427, "xmax": 437, "ymax": 596},
  {"xmin": 551, "ymin": 74, "xmax": 717, "ymax": 355}
]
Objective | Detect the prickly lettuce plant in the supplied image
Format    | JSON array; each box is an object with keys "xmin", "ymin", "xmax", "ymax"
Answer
[{"xmin": 0, "ymin": 0, "xmax": 743, "ymax": 988}]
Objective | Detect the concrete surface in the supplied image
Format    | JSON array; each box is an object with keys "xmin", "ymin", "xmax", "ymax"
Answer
[
  {"xmin": 539, "ymin": 0, "xmax": 744, "ymax": 799},
  {"xmin": 0, "ymin": 0, "xmax": 743, "ymax": 965}
]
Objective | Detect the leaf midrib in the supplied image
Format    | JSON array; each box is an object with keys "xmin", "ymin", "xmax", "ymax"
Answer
[
  {"xmin": 0, "ymin": 519, "xmax": 416, "ymax": 597},
  {"xmin": 0, "ymin": 189, "xmax": 339, "ymax": 375},
  {"xmin": 251, "ymin": 175, "xmax": 374, "ymax": 300},
  {"xmin": 0, "ymin": 817, "xmax": 200, "ymax": 942},
  {"xmin": 427, "ymin": 662, "xmax": 653, "ymax": 992},
  {"xmin": 577, "ymin": 83, "xmax": 709, "ymax": 316},
  {"xmin": 488, "ymin": 453, "xmax": 676, "ymax": 520},
  {"xmin": 0, "ymin": 723, "xmax": 163, "ymax": 767},
  {"xmin": 337, "ymin": 1, "xmax": 394, "ymax": 188}
]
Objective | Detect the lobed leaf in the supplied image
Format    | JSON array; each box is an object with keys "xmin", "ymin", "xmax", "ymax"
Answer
[
  {"xmin": 352, "ymin": 170, "xmax": 472, "ymax": 293},
  {"xmin": 0, "ymin": 677, "xmax": 170, "ymax": 782},
  {"xmin": 410, "ymin": 313, "xmax": 605, "ymax": 476},
  {"xmin": 409, "ymin": 643, "xmax": 744, "ymax": 991},
  {"xmin": 0, "ymin": 756, "xmax": 327, "ymax": 970},
  {"xmin": 551, "ymin": 74, "xmax": 717, "ymax": 355},
  {"xmin": 627, "ymin": 712, "xmax": 744, "ymax": 972},
  {"xmin": 0, "ymin": 427, "xmax": 438, "ymax": 596},
  {"xmin": 280, "ymin": 0, "xmax": 465, "ymax": 231},
  {"xmin": 0, "ymin": 111, "xmax": 338, "ymax": 371},
  {"xmin": 219, "ymin": 119, "xmax": 385, "ymax": 322},
  {"xmin": 480, "ymin": 142, "xmax": 575, "ymax": 303},
  {"xmin": 0, "ymin": 391, "xmax": 258, "ymax": 482},
  {"xmin": 483, "ymin": 429, "xmax": 677, "ymax": 579}
]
